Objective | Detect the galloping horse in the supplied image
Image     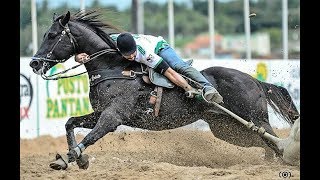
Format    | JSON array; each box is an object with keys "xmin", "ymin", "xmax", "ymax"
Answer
[{"xmin": 29, "ymin": 10, "xmax": 300, "ymax": 170}]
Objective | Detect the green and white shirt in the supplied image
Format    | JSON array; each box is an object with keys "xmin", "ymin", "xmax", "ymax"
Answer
[{"xmin": 110, "ymin": 33, "xmax": 169, "ymax": 68}]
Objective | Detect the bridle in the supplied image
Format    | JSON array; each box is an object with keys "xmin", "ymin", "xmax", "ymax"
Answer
[{"xmin": 31, "ymin": 19, "xmax": 118, "ymax": 80}]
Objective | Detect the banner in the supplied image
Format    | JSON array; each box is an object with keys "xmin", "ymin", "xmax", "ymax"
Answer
[{"xmin": 20, "ymin": 57, "xmax": 300, "ymax": 138}]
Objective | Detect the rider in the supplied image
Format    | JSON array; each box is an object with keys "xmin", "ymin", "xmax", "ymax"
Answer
[{"xmin": 75, "ymin": 32, "xmax": 223, "ymax": 104}]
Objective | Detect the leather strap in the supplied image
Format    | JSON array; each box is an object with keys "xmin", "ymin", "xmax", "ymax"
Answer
[{"xmin": 154, "ymin": 86, "xmax": 163, "ymax": 117}]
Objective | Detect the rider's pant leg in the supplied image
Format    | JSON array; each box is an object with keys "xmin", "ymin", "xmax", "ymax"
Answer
[{"xmin": 158, "ymin": 46, "xmax": 213, "ymax": 88}]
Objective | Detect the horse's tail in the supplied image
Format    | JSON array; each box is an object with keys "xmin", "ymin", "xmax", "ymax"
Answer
[{"xmin": 258, "ymin": 80, "xmax": 299, "ymax": 125}]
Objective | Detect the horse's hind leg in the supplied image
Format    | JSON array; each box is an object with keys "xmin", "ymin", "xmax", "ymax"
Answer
[
  {"xmin": 67, "ymin": 107, "xmax": 121, "ymax": 164},
  {"xmin": 259, "ymin": 120, "xmax": 283, "ymax": 160},
  {"xmin": 65, "ymin": 111, "xmax": 101, "ymax": 150}
]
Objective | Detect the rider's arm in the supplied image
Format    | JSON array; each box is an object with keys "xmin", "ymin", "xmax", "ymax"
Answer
[
  {"xmin": 154, "ymin": 60, "xmax": 192, "ymax": 92},
  {"xmin": 137, "ymin": 48, "xmax": 192, "ymax": 92}
]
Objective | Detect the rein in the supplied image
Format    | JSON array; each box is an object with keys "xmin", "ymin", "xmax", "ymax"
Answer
[{"xmin": 41, "ymin": 48, "xmax": 118, "ymax": 80}]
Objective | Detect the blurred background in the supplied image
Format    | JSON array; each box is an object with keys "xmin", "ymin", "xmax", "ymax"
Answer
[
  {"xmin": 20, "ymin": 0, "xmax": 300, "ymax": 59},
  {"xmin": 20, "ymin": 0, "xmax": 300, "ymax": 139}
]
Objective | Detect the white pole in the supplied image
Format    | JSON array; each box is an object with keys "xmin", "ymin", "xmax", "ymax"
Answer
[
  {"xmin": 80, "ymin": 0, "xmax": 85, "ymax": 11},
  {"xmin": 244, "ymin": 0, "xmax": 251, "ymax": 60},
  {"xmin": 31, "ymin": 0, "xmax": 40, "ymax": 137},
  {"xmin": 168, "ymin": 0, "xmax": 174, "ymax": 48},
  {"xmin": 208, "ymin": 0, "xmax": 215, "ymax": 59},
  {"xmin": 137, "ymin": 0, "xmax": 144, "ymax": 34},
  {"xmin": 282, "ymin": 0, "xmax": 288, "ymax": 59}
]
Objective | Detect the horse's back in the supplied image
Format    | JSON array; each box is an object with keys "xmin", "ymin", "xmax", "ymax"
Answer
[
  {"xmin": 202, "ymin": 66, "xmax": 270, "ymax": 124},
  {"xmin": 202, "ymin": 66, "xmax": 254, "ymax": 82},
  {"xmin": 201, "ymin": 66, "xmax": 260, "ymax": 94}
]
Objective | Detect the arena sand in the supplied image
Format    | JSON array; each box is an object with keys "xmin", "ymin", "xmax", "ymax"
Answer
[{"xmin": 20, "ymin": 128, "xmax": 299, "ymax": 180}]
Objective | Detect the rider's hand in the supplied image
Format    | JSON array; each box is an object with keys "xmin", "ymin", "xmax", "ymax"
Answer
[{"xmin": 75, "ymin": 53, "xmax": 89, "ymax": 63}]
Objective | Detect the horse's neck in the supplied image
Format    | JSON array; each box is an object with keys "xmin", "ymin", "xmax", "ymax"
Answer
[
  {"xmin": 70, "ymin": 22, "xmax": 125, "ymax": 72},
  {"xmin": 70, "ymin": 21, "xmax": 112, "ymax": 53},
  {"xmin": 82, "ymin": 55, "xmax": 126, "ymax": 72}
]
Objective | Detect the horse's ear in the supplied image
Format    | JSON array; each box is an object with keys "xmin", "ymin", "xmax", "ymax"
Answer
[
  {"xmin": 60, "ymin": 11, "xmax": 70, "ymax": 26},
  {"xmin": 53, "ymin": 13, "xmax": 57, "ymax": 22}
]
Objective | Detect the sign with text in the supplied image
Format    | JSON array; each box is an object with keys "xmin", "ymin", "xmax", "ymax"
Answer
[{"xmin": 20, "ymin": 57, "xmax": 300, "ymax": 138}]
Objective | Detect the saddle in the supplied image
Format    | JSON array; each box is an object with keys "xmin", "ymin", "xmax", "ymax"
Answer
[{"xmin": 89, "ymin": 60, "xmax": 195, "ymax": 116}]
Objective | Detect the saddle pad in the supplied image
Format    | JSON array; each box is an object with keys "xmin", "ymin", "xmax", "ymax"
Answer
[
  {"xmin": 148, "ymin": 68, "xmax": 175, "ymax": 88},
  {"xmin": 148, "ymin": 59, "xmax": 194, "ymax": 88}
]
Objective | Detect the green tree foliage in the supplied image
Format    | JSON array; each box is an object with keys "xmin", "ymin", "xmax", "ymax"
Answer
[
  {"xmin": 20, "ymin": 0, "xmax": 300, "ymax": 58},
  {"xmin": 20, "ymin": 0, "xmax": 32, "ymax": 56},
  {"xmin": 20, "ymin": 0, "xmax": 32, "ymax": 29},
  {"xmin": 143, "ymin": 2, "xmax": 168, "ymax": 37}
]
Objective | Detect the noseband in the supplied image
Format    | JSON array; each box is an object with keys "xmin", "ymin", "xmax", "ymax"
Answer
[{"xmin": 31, "ymin": 19, "xmax": 81, "ymax": 80}]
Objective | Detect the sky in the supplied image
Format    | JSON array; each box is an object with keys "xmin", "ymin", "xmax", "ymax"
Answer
[
  {"xmin": 35, "ymin": 0, "xmax": 235, "ymax": 11},
  {"xmin": 36, "ymin": 0, "xmax": 190, "ymax": 10}
]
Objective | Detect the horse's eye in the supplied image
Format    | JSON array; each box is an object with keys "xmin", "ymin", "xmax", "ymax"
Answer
[
  {"xmin": 43, "ymin": 32, "xmax": 47, "ymax": 40},
  {"xmin": 48, "ymin": 32, "xmax": 58, "ymax": 39}
]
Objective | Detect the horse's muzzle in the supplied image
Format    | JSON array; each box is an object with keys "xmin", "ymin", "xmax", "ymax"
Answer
[
  {"xmin": 30, "ymin": 58, "xmax": 44, "ymax": 75},
  {"xmin": 30, "ymin": 58, "xmax": 41, "ymax": 69}
]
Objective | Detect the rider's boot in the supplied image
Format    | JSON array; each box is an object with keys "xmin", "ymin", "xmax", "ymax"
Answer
[
  {"xmin": 180, "ymin": 66, "xmax": 223, "ymax": 104},
  {"xmin": 203, "ymin": 86, "xmax": 223, "ymax": 104}
]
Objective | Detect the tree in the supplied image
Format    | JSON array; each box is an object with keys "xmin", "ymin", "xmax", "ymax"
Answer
[{"xmin": 20, "ymin": 0, "xmax": 32, "ymax": 29}]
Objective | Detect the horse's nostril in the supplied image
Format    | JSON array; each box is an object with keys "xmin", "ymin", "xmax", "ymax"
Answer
[
  {"xmin": 293, "ymin": 114, "xmax": 300, "ymax": 121},
  {"xmin": 30, "ymin": 60, "xmax": 40, "ymax": 68}
]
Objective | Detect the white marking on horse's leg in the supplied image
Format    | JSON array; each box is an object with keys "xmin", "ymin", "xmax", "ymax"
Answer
[
  {"xmin": 74, "ymin": 143, "xmax": 86, "ymax": 157},
  {"xmin": 49, "ymin": 153, "xmax": 69, "ymax": 170},
  {"xmin": 261, "ymin": 118, "xmax": 300, "ymax": 166},
  {"xmin": 281, "ymin": 117, "xmax": 300, "ymax": 166}
]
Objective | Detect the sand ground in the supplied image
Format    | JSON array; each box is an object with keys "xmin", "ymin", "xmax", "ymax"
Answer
[{"xmin": 20, "ymin": 128, "xmax": 299, "ymax": 180}]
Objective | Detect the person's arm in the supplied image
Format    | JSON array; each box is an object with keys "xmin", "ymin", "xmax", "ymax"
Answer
[
  {"xmin": 136, "ymin": 47, "xmax": 193, "ymax": 92},
  {"xmin": 154, "ymin": 60, "xmax": 193, "ymax": 92},
  {"xmin": 164, "ymin": 68, "xmax": 193, "ymax": 92}
]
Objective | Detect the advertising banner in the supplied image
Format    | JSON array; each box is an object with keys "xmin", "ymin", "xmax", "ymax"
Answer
[{"xmin": 20, "ymin": 57, "xmax": 300, "ymax": 138}]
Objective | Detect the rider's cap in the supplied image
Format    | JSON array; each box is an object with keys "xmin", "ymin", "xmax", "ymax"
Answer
[{"xmin": 117, "ymin": 32, "xmax": 136, "ymax": 56}]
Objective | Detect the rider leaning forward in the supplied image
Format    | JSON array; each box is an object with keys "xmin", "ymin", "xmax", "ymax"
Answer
[{"xmin": 75, "ymin": 32, "xmax": 223, "ymax": 104}]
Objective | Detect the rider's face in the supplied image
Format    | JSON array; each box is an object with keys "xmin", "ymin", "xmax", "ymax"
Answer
[{"xmin": 123, "ymin": 51, "xmax": 137, "ymax": 61}]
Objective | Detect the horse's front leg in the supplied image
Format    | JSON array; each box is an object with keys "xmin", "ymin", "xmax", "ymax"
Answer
[
  {"xmin": 67, "ymin": 107, "xmax": 122, "ymax": 164},
  {"xmin": 50, "ymin": 111, "xmax": 101, "ymax": 170},
  {"xmin": 65, "ymin": 111, "xmax": 101, "ymax": 151},
  {"xmin": 66, "ymin": 111, "xmax": 102, "ymax": 169}
]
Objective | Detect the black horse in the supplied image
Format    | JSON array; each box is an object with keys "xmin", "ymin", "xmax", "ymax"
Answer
[{"xmin": 29, "ymin": 10, "xmax": 300, "ymax": 170}]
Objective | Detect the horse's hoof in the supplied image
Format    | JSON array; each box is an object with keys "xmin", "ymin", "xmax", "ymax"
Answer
[
  {"xmin": 67, "ymin": 149, "xmax": 77, "ymax": 163},
  {"xmin": 76, "ymin": 154, "xmax": 89, "ymax": 170},
  {"xmin": 49, "ymin": 153, "xmax": 68, "ymax": 170}
]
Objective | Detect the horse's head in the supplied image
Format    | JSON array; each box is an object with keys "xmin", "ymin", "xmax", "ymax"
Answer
[
  {"xmin": 30, "ymin": 10, "xmax": 125, "ymax": 78},
  {"xmin": 30, "ymin": 11, "xmax": 77, "ymax": 76}
]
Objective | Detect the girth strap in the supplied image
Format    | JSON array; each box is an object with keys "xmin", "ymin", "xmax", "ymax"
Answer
[{"xmin": 88, "ymin": 69, "xmax": 142, "ymax": 86}]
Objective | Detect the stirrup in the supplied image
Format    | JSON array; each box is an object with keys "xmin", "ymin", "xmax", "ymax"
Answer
[{"xmin": 185, "ymin": 89, "xmax": 202, "ymax": 99}]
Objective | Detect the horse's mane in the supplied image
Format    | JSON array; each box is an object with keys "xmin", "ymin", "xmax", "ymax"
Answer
[{"xmin": 71, "ymin": 9, "xmax": 124, "ymax": 50}]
